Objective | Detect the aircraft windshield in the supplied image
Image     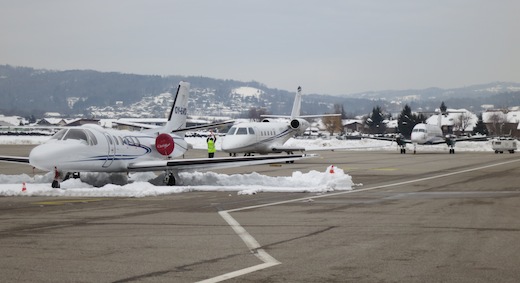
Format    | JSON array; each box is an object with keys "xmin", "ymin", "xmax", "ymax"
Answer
[
  {"xmin": 227, "ymin": 127, "xmax": 237, "ymax": 135},
  {"xmin": 236, "ymin": 127, "xmax": 248, "ymax": 135},
  {"xmin": 49, "ymin": 128, "xmax": 97, "ymax": 145},
  {"xmin": 50, "ymin": 129, "xmax": 68, "ymax": 140},
  {"xmin": 226, "ymin": 126, "xmax": 254, "ymax": 135},
  {"xmin": 413, "ymin": 128, "xmax": 426, "ymax": 133}
]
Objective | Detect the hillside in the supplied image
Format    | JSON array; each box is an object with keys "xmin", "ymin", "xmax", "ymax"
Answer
[{"xmin": 1, "ymin": 64, "xmax": 520, "ymax": 119}]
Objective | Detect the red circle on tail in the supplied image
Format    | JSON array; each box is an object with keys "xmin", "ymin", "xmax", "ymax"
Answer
[{"xmin": 155, "ymin": 133, "xmax": 175, "ymax": 156}]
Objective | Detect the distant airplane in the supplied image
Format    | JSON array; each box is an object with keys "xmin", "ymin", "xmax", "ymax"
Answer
[
  {"xmin": 0, "ymin": 82, "xmax": 313, "ymax": 186},
  {"xmin": 221, "ymin": 86, "xmax": 341, "ymax": 156},
  {"xmin": 372, "ymin": 111, "xmax": 486, "ymax": 154}
]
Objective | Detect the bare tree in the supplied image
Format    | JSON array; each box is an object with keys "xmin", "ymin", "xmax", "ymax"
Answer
[
  {"xmin": 489, "ymin": 112, "xmax": 505, "ymax": 136},
  {"xmin": 456, "ymin": 112, "xmax": 473, "ymax": 134},
  {"xmin": 322, "ymin": 115, "xmax": 343, "ymax": 136},
  {"xmin": 248, "ymin": 107, "xmax": 268, "ymax": 121}
]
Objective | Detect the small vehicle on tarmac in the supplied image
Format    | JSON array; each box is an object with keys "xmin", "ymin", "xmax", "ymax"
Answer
[{"xmin": 491, "ymin": 137, "xmax": 517, "ymax": 154}]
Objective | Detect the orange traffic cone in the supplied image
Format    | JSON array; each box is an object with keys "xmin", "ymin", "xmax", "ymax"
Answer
[
  {"xmin": 22, "ymin": 182, "xmax": 27, "ymax": 192},
  {"xmin": 329, "ymin": 165, "xmax": 335, "ymax": 174}
]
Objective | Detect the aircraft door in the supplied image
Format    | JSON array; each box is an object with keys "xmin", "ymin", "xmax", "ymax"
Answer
[
  {"xmin": 250, "ymin": 127, "xmax": 258, "ymax": 142},
  {"xmin": 103, "ymin": 134, "xmax": 116, "ymax": 168}
]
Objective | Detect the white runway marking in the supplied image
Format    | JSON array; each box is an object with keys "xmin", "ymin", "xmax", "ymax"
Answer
[{"xmin": 199, "ymin": 158, "xmax": 520, "ymax": 282}]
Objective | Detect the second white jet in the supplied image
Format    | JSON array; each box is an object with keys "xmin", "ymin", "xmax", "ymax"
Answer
[{"xmin": 221, "ymin": 86, "xmax": 339, "ymax": 156}]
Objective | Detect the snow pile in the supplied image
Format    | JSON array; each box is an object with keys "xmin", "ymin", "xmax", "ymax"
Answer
[{"xmin": 0, "ymin": 165, "xmax": 354, "ymax": 197}]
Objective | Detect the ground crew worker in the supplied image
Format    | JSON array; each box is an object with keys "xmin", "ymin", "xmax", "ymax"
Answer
[
  {"xmin": 52, "ymin": 166, "xmax": 60, "ymax": 188},
  {"xmin": 207, "ymin": 134, "xmax": 217, "ymax": 158}
]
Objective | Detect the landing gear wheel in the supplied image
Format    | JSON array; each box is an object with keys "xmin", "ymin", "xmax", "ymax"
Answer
[
  {"xmin": 449, "ymin": 148, "xmax": 455, "ymax": 154},
  {"xmin": 164, "ymin": 172, "xmax": 176, "ymax": 186}
]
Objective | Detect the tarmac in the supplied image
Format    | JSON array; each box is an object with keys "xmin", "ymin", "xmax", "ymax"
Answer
[{"xmin": 1, "ymin": 145, "xmax": 520, "ymax": 282}]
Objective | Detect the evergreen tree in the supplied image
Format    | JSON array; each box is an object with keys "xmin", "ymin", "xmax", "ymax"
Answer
[
  {"xmin": 366, "ymin": 106, "xmax": 386, "ymax": 134},
  {"xmin": 398, "ymin": 104, "xmax": 415, "ymax": 138},
  {"xmin": 440, "ymin": 101, "xmax": 447, "ymax": 113},
  {"xmin": 473, "ymin": 113, "xmax": 489, "ymax": 136}
]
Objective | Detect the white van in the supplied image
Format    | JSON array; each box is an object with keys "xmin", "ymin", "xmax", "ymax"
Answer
[{"xmin": 491, "ymin": 138, "xmax": 517, "ymax": 154}]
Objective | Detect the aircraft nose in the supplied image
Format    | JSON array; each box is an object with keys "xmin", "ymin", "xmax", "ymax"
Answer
[
  {"xmin": 221, "ymin": 136, "xmax": 242, "ymax": 152},
  {"xmin": 221, "ymin": 138, "xmax": 232, "ymax": 151},
  {"xmin": 29, "ymin": 143, "xmax": 61, "ymax": 171}
]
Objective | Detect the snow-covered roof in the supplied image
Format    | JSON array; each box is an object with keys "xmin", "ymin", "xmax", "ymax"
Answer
[
  {"xmin": 0, "ymin": 115, "xmax": 25, "ymax": 126},
  {"xmin": 426, "ymin": 109, "xmax": 477, "ymax": 130}
]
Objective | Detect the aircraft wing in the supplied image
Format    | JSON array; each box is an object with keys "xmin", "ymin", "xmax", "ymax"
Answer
[
  {"xmin": 270, "ymin": 146, "xmax": 307, "ymax": 153},
  {"xmin": 272, "ymin": 141, "xmax": 394, "ymax": 153},
  {"xmin": 113, "ymin": 120, "xmax": 158, "ymax": 130},
  {"xmin": 454, "ymin": 135, "xmax": 489, "ymax": 142},
  {"xmin": 0, "ymin": 156, "xmax": 30, "ymax": 164},
  {"xmin": 260, "ymin": 114, "xmax": 341, "ymax": 119},
  {"xmin": 127, "ymin": 154, "xmax": 316, "ymax": 172},
  {"xmin": 171, "ymin": 120, "xmax": 234, "ymax": 134},
  {"xmin": 115, "ymin": 120, "xmax": 234, "ymax": 132},
  {"xmin": 365, "ymin": 135, "xmax": 411, "ymax": 145}
]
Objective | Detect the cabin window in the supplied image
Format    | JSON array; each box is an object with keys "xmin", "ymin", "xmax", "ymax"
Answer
[
  {"xmin": 122, "ymin": 136, "xmax": 140, "ymax": 146},
  {"xmin": 236, "ymin": 127, "xmax": 248, "ymax": 135},
  {"xmin": 248, "ymin": 127, "xmax": 255, "ymax": 135},
  {"xmin": 226, "ymin": 127, "xmax": 237, "ymax": 135}
]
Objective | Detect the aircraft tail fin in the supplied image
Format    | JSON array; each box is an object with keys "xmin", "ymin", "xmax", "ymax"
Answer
[
  {"xmin": 162, "ymin": 81, "xmax": 190, "ymax": 133},
  {"xmin": 290, "ymin": 86, "xmax": 302, "ymax": 119}
]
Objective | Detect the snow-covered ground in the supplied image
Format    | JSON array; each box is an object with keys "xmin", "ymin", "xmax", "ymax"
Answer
[{"xmin": 0, "ymin": 135, "xmax": 494, "ymax": 197}]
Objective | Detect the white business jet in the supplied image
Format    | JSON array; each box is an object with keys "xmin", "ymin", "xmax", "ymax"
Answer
[
  {"xmin": 374, "ymin": 111, "xmax": 485, "ymax": 154},
  {"xmin": 221, "ymin": 86, "xmax": 340, "ymax": 156},
  {"xmin": 0, "ymin": 82, "xmax": 312, "ymax": 185}
]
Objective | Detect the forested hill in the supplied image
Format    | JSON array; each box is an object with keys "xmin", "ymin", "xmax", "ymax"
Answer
[
  {"xmin": 1, "ymin": 64, "xmax": 520, "ymax": 118},
  {"xmin": 0, "ymin": 65, "xmax": 267, "ymax": 116}
]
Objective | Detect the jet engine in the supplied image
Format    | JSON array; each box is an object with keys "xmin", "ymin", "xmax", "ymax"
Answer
[
  {"xmin": 155, "ymin": 133, "xmax": 175, "ymax": 156},
  {"xmin": 289, "ymin": 118, "xmax": 310, "ymax": 134}
]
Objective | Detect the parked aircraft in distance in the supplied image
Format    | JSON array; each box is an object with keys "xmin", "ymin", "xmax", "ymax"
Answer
[
  {"xmin": 0, "ymin": 82, "xmax": 313, "ymax": 185},
  {"xmin": 221, "ymin": 86, "xmax": 340, "ymax": 156},
  {"xmin": 371, "ymin": 111, "xmax": 487, "ymax": 154}
]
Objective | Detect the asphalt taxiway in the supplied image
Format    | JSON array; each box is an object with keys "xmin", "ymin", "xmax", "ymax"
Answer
[{"xmin": 1, "ymin": 145, "xmax": 520, "ymax": 282}]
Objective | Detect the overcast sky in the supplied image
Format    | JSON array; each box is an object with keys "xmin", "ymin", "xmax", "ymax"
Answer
[{"xmin": 1, "ymin": 0, "xmax": 519, "ymax": 95}]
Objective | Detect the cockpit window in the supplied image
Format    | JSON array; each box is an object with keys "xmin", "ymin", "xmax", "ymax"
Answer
[
  {"xmin": 85, "ymin": 129, "xmax": 98, "ymax": 145},
  {"xmin": 227, "ymin": 127, "xmax": 237, "ymax": 135},
  {"xmin": 248, "ymin": 127, "xmax": 255, "ymax": 134},
  {"xmin": 63, "ymin": 129, "xmax": 89, "ymax": 143},
  {"xmin": 236, "ymin": 127, "xmax": 248, "ymax": 135},
  {"xmin": 50, "ymin": 129, "xmax": 68, "ymax": 140}
]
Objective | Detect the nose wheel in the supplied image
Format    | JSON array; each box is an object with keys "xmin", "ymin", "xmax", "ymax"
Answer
[{"xmin": 164, "ymin": 171, "xmax": 177, "ymax": 186}]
